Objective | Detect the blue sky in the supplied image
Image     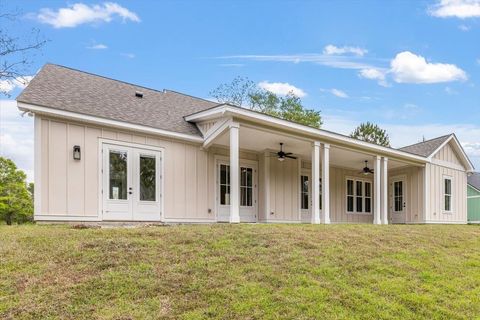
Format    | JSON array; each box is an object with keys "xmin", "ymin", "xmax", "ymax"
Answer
[{"xmin": 1, "ymin": 0, "xmax": 480, "ymax": 180}]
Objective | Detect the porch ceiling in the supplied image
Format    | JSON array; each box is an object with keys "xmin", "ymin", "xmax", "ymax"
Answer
[{"xmin": 212, "ymin": 125, "xmax": 411, "ymax": 170}]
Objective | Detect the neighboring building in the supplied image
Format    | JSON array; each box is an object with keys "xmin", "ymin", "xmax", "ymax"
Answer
[
  {"xmin": 468, "ymin": 173, "xmax": 480, "ymax": 223},
  {"xmin": 16, "ymin": 64, "xmax": 475, "ymax": 224}
]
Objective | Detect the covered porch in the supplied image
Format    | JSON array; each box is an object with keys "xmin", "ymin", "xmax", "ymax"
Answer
[{"xmin": 186, "ymin": 105, "xmax": 427, "ymax": 224}]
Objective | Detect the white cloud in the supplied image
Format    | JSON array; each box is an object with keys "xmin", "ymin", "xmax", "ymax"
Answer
[
  {"xmin": 323, "ymin": 44, "xmax": 368, "ymax": 57},
  {"xmin": 219, "ymin": 54, "xmax": 373, "ymax": 70},
  {"xmin": 36, "ymin": 2, "xmax": 140, "ymax": 28},
  {"xmin": 390, "ymin": 51, "xmax": 467, "ymax": 84},
  {"xmin": 429, "ymin": 0, "xmax": 480, "ymax": 19},
  {"xmin": 320, "ymin": 88, "xmax": 349, "ymax": 98},
  {"xmin": 458, "ymin": 24, "xmax": 471, "ymax": 31},
  {"xmin": 258, "ymin": 81, "xmax": 306, "ymax": 97},
  {"xmin": 0, "ymin": 100, "xmax": 34, "ymax": 182},
  {"xmin": 0, "ymin": 76, "xmax": 33, "ymax": 94},
  {"xmin": 121, "ymin": 53, "xmax": 135, "ymax": 59},
  {"xmin": 87, "ymin": 43, "xmax": 108, "ymax": 49},
  {"xmin": 358, "ymin": 68, "xmax": 389, "ymax": 86}
]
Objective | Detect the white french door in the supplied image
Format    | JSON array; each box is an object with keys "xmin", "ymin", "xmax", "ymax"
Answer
[
  {"xmin": 390, "ymin": 176, "xmax": 406, "ymax": 224},
  {"xmin": 102, "ymin": 143, "xmax": 162, "ymax": 221},
  {"xmin": 216, "ymin": 160, "xmax": 258, "ymax": 222}
]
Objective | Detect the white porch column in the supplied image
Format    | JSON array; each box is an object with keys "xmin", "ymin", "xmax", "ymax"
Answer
[
  {"xmin": 229, "ymin": 122, "xmax": 240, "ymax": 223},
  {"xmin": 311, "ymin": 141, "xmax": 321, "ymax": 224},
  {"xmin": 381, "ymin": 157, "xmax": 389, "ymax": 225},
  {"xmin": 321, "ymin": 143, "xmax": 330, "ymax": 224},
  {"xmin": 373, "ymin": 155, "xmax": 382, "ymax": 225}
]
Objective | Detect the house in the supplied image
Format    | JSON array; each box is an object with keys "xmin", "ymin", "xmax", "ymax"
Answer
[
  {"xmin": 468, "ymin": 173, "xmax": 480, "ymax": 223},
  {"xmin": 16, "ymin": 64, "xmax": 475, "ymax": 224}
]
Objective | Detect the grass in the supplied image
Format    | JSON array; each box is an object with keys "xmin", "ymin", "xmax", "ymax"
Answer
[{"xmin": 1, "ymin": 224, "xmax": 480, "ymax": 319}]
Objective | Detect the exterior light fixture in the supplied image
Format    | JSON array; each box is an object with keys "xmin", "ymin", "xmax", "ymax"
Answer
[{"xmin": 73, "ymin": 145, "xmax": 81, "ymax": 160}]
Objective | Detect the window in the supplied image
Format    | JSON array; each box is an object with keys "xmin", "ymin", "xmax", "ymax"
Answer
[
  {"xmin": 444, "ymin": 177, "xmax": 452, "ymax": 212},
  {"xmin": 220, "ymin": 164, "xmax": 230, "ymax": 205},
  {"xmin": 346, "ymin": 178, "xmax": 372, "ymax": 214},
  {"xmin": 301, "ymin": 175, "xmax": 309, "ymax": 210},
  {"xmin": 139, "ymin": 155, "xmax": 156, "ymax": 201},
  {"xmin": 240, "ymin": 167, "xmax": 253, "ymax": 207}
]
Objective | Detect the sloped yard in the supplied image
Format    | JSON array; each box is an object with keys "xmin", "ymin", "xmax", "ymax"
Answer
[{"xmin": 1, "ymin": 224, "xmax": 480, "ymax": 319}]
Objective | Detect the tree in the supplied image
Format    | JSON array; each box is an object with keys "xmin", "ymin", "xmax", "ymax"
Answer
[
  {"xmin": 210, "ymin": 77, "xmax": 322, "ymax": 128},
  {"xmin": 0, "ymin": 157, "xmax": 33, "ymax": 225},
  {"xmin": 350, "ymin": 122, "xmax": 391, "ymax": 147},
  {"xmin": 1, "ymin": 6, "xmax": 48, "ymax": 96}
]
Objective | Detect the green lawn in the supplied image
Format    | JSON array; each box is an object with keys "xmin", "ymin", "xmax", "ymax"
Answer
[{"xmin": 1, "ymin": 224, "xmax": 480, "ymax": 319}]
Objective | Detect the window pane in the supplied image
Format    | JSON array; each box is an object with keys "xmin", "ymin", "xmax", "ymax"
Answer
[
  {"xmin": 140, "ymin": 155, "xmax": 156, "ymax": 201},
  {"xmin": 109, "ymin": 151, "xmax": 128, "ymax": 200},
  {"xmin": 365, "ymin": 182, "xmax": 371, "ymax": 197},
  {"xmin": 356, "ymin": 181, "xmax": 363, "ymax": 196},
  {"xmin": 241, "ymin": 187, "xmax": 247, "ymax": 206},
  {"xmin": 445, "ymin": 195, "xmax": 451, "ymax": 211},
  {"xmin": 247, "ymin": 168, "xmax": 252, "ymax": 186},
  {"xmin": 247, "ymin": 187, "xmax": 252, "ymax": 206},
  {"xmin": 220, "ymin": 165, "xmax": 227, "ymax": 184},
  {"xmin": 395, "ymin": 197, "xmax": 402, "ymax": 212},
  {"xmin": 302, "ymin": 193, "xmax": 309, "ymax": 209},
  {"xmin": 347, "ymin": 196, "xmax": 354, "ymax": 212},
  {"xmin": 445, "ymin": 179, "xmax": 452, "ymax": 195},
  {"xmin": 347, "ymin": 180, "xmax": 354, "ymax": 196},
  {"xmin": 365, "ymin": 198, "xmax": 371, "ymax": 213},
  {"xmin": 356, "ymin": 197, "xmax": 363, "ymax": 212}
]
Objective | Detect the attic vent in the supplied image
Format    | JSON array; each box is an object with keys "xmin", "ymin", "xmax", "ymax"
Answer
[{"xmin": 135, "ymin": 91, "xmax": 144, "ymax": 98}]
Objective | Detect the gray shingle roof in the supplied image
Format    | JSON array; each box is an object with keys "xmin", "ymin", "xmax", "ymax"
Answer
[
  {"xmin": 398, "ymin": 134, "xmax": 451, "ymax": 157},
  {"xmin": 468, "ymin": 173, "xmax": 480, "ymax": 191},
  {"xmin": 16, "ymin": 64, "xmax": 218, "ymax": 136}
]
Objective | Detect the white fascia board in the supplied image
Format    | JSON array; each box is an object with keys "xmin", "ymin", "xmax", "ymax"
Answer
[
  {"xmin": 427, "ymin": 134, "xmax": 475, "ymax": 172},
  {"xmin": 187, "ymin": 105, "xmax": 428, "ymax": 163},
  {"xmin": 17, "ymin": 102, "xmax": 204, "ymax": 143},
  {"xmin": 203, "ymin": 118, "xmax": 232, "ymax": 149}
]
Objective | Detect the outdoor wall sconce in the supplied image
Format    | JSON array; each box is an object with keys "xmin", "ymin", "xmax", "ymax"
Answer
[{"xmin": 73, "ymin": 145, "xmax": 81, "ymax": 160}]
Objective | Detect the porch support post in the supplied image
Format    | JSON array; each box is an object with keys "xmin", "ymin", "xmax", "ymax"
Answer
[
  {"xmin": 229, "ymin": 122, "xmax": 240, "ymax": 223},
  {"xmin": 381, "ymin": 157, "xmax": 389, "ymax": 225},
  {"xmin": 321, "ymin": 143, "xmax": 330, "ymax": 224},
  {"xmin": 311, "ymin": 141, "xmax": 321, "ymax": 224},
  {"xmin": 373, "ymin": 155, "xmax": 382, "ymax": 225}
]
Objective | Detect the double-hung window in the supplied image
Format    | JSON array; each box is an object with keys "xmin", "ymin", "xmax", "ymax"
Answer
[
  {"xmin": 444, "ymin": 176, "xmax": 452, "ymax": 213},
  {"xmin": 346, "ymin": 178, "xmax": 372, "ymax": 214}
]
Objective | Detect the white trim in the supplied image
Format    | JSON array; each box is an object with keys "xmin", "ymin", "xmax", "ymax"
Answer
[
  {"xmin": 428, "ymin": 134, "xmax": 475, "ymax": 172},
  {"xmin": 468, "ymin": 184, "xmax": 480, "ymax": 193},
  {"xmin": 374, "ymin": 156, "xmax": 381, "ymax": 224},
  {"xmin": 424, "ymin": 163, "xmax": 431, "ymax": 222},
  {"xmin": 185, "ymin": 104, "xmax": 428, "ymax": 163},
  {"xmin": 203, "ymin": 118, "xmax": 232, "ymax": 149},
  {"xmin": 35, "ymin": 215, "xmax": 101, "ymax": 222},
  {"xmin": 468, "ymin": 195, "xmax": 480, "ymax": 199},
  {"xmin": 381, "ymin": 157, "xmax": 388, "ymax": 225},
  {"xmin": 311, "ymin": 141, "xmax": 321, "ymax": 224},
  {"xmin": 34, "ymin": 115, "xmax": 42, "ymax": 216},
  {"xmin": 423, "ymin": 219, "xmax": 466, "ymax": 224},
  {"xmin": 321, "ymin": 143, "xmax": 330, "ymax": 224},
  {"xmin": 264, "ymin": 150, "xmax": 271, "ymax": 219},
  {"xmin": 258, "ymin": 219, "xmax": 302, "ymax": 224},
  {"xmin": 18, "ymin": 102, "xmax": 204, "ymax": 143},
  {"xmin": 162, "ymin": 218, "xmax": 217, "ymax": 223}
]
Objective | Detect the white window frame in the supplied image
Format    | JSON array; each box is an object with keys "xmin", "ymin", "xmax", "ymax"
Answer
[
  {"xmin": 346, "ymin": 177, "xmax": 373, "ymax": 214},
  {"xmin": 443, "ymin": 175, "xmax": 453, "ymax": 214}
]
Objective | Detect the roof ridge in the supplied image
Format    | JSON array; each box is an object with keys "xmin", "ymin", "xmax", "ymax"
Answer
[
  {"xmin": 398, "ymin": 134, "xmax": 452, "ymax": 150},
  {"xmin": 44, "ymin": 63, "xmax": 213, "ymax": 104}
]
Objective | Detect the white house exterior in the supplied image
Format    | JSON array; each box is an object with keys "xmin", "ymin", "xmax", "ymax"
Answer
[{"xmin": 16, "ymin": 64, "xmax": 475, "ymax": 224}]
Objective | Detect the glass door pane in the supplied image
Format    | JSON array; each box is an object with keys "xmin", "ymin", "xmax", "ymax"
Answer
[
  {"xmin": 220, "ymin": 164, "xmax": 230, "ymax": 205},
  {"xmin": 109, "ymin": 150, "xmax": 128, "ymax": 200},
  {"xmin": 139, "ymin": 155, "xmax": 156, "ymax": 201},
  {"xmin": 240, "ymin": 167, "xmax": 253, "ymax": 207}
]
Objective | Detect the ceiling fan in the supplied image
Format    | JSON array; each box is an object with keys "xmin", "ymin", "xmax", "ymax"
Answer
[
  {"xmin": 273, "ymin": 143, "xmax": 297, "ymax": 161},
  {"xmin": 360, "ymin": 160, "xmax": 374, "ymax": 175}
]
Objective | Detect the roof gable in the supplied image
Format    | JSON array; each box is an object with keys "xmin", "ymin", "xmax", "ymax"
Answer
[
  {"xmin": 16, "ymin": 64, "xmax": 217, "ymax": 136},
  {"xmin": 398, "ymin": 135, "xmax": 450, "ymax": 157}
]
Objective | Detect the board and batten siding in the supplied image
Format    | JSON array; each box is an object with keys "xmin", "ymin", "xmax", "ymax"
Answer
[
  {"xmin": 36, "ymin": 115, "xmax": 262, "ymax": 222},
  {"xmin": 426, "ymin": 141, "xmax": 468, "ymax": 223},
  {"xmin": 467, "ymin": 185, "xmax": 480, "ymax": 223}
]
